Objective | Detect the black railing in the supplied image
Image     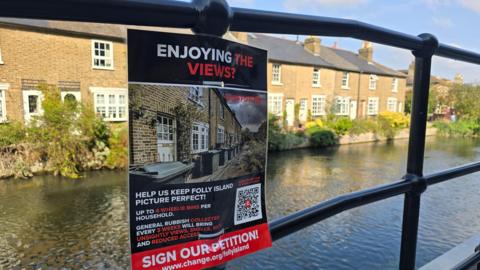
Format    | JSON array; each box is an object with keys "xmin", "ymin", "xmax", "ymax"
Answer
[{"xmin": 1, "ymin": 0, "xmax": 479, "ymax": 269}]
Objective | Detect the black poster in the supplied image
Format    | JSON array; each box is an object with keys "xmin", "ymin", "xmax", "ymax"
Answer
[
  {"xmin": 128, "ymin": 30, "xmax": 267, "ymax": 90},
  {"xmin": 128, "ymin": 30, "xmax": 271, "ymax": 270}
]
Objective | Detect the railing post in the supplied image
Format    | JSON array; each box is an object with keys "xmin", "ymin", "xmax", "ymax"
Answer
[
  {"xmin": 191, "ymin": 0, "xmax": 232, "ymax": 37},
  {"xmin": 399, "ymin": 33, "xmax": 438, "ymax": 270}
]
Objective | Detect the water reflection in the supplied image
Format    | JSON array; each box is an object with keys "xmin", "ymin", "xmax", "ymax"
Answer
[{"xmin": 0, "ymin": 137, "xmax": 479, "ymax": 269}]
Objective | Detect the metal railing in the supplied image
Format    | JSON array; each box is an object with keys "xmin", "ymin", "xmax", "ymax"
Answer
[{"xmin": 1, "ymin": 0, "xmax": 479, "ymax": 269}]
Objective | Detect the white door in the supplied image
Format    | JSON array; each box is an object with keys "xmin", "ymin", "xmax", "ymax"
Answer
[
  {"xmin": 157, "ymin": 116, "xmax": 176, "ymax": 162},
  {"xmin": 349, "ymin": 100, "xmax": 357, "ymax": 120},
  {"xmin": 286, "ymin": 99, "xmax": 295, "ymax": 127},
  {"xmin": 23, "ymin": 90, "xmax": 44, "ymax": 123},
  {"xmin": 299, "ymin": 99, "xmax": 308, "ymax": 123}
]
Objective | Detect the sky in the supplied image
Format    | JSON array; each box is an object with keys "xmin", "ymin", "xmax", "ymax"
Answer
[{"xmin": 179, "ymin": 0, "xmax": 480, "ymax": 83}]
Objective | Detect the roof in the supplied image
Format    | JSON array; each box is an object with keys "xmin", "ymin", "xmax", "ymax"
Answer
[
  {"xmin": 247, "ymin": 33, "xmax": 406, "ymax": 77},
  {"xmin": 0, "ymin": 17, "xmax": 236, "ymax": 40},
  {"xmin": 0, "ymin": 18, "xmax": 405, "ymax": 77}
]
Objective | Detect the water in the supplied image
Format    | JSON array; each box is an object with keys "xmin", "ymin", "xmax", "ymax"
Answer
[{"xmin": 1, "ymin": 137, "xmax": 480, "ymax": 269}]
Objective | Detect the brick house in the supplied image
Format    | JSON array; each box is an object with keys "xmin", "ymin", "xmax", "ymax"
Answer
[
  {"xmin": 129, "ymin": 85, "xmax": 242, "ymax": 169},
  {"xmin": 233, "ymin": 33, "xmax": 408, "ymax": 127},
  {"xmin": 0, "ymin": 18, "xmax": 128, "ymax": 123}
]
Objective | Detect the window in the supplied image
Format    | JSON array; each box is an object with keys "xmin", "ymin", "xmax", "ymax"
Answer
[
  {"xmin": 0, "ymin": 48, "xmax": 3, "ymax": 64},
  {"xmin": 341, "ymin": 72, "xmax": 350, "ymax": 89},
  {"xmin": 335, "ymin": 96, "xmax": 350, "ymax": 115},
  {"xmin": 90, "ymin": 87, "xmax": 127, "ymax": 121},
  {"xmin": 217, "ymin": 126, "xmax": 225, "ymax": 144},
  {"xmin": 0, "ymin": 83, "xmax": 8, "ymax": 122},
  {"xmin": 157, "ymin": 116, "xmax": 174, "ymax": 142},
  {"xmin": 368, "ymin": 97, "xmax": 379, "ymax": 115},
  {"xmin": 312, "ymin": 95, "xmax": 326, "ymax": 116},
  {"xmin": 312, "ymin": 68, "xmax": 321, "ymax": 87},
  {"xmin": 392, "ymin": 78, "xmax": 398, "ymax": 92},
  {"xmin": 219, "ymin": 101, "xmax": 225, "ymax": 119},
  {"xmin": 192, "ymin": 122, "xmax": 209, "ymax": 153},
  {"xmin": 189, "ymin": 87, "xmax": 204, "ymax": 106},
  {"xmin": 61, "ymin": 91, "xmax": 81, "ymax": 103},
  {"xmin": 387, "ymin": 97, "xmax": 397, "ymax": 112},
  {"xmin": 272, "ymin": 63, "xmax": 282, "ymax": 84},
  {"xmin": 369, "ymin": 74, "xmax": 378, "ymax": 90},
  {"xmin": 92, "ymin": 40, "xmax": 113, "ymax": 69},
  {"xmin": 22, "ymin": 90, "xmax": 44, "ymax": 123},
  {"xmin": 268, "ymin": 93, "xmax": 283, "ymax": 116}
]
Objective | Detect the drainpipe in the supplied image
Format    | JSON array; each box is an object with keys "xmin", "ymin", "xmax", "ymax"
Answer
[{"xmin": 356, "ymin": 71, "xmax": 362, "ymax": 119}]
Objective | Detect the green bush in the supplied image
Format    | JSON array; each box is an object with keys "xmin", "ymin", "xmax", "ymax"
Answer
[
  {"xmin": 106, "ymin": 125, "xmax": 128, "ymax": 169},
  {"xmin": 0, "ymin": 122, "xmax": 26, "ymax": 147},
  {"xmin": 377, "ymin": 112, "xmax": 409, "ymax": 139},
  {"xmin": 326, "ymin": 117, "xmax": 353, "ymax": 136},
  {"xmin": 310, "ymin": 129, "xmax": 337, "ymax": 147},
  {"xmin": 349, "ymin": 119, "xmax": 378, "ymax": 136},
  {"xmin": 434, "ymin": 119, "xmax": 480, "ymax": 137}
]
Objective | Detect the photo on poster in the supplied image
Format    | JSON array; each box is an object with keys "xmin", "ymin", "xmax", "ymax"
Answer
[{"xmin": 129, "ymin": 84, "xmax": 267, "ymax": 184}]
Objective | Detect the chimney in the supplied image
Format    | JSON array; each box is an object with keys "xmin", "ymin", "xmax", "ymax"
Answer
[
  {"xmin": 304, "ymin": 36, "xmax": 322, "ymax": 56},
  {"xmin": 358, "ymin": 41, "xmax": 373, "ymax": 62},
  {"xmin": 231, "ymin": 31, "xmax": 248, "ymax": 44},
  {"xmin": 454, "ymin": 73, "xmax": 464, "ymax": 84}
]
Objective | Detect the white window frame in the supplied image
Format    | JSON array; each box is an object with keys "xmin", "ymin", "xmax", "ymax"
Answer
[
  {"xmin": 157, "ymin": 115, "xmax": 175, "ymax": 144},
  {"xmin": 91, "ymin": 40, "xmax": 114, "ymax": 70},
  {"xmin": 191, "ymin": 122, "xmax": 209, "ymax": 154},
  {"xmin": 90, "ymin": 87, "xmax": 127, "ymax": 121},
  {"xmin": 268, "ymin": 93, "xmax": 283, "ymax": 116},
  {"xmin": 272, "ymin": 63, "xmax": 282, "ymax": 85},
  {"xmin": 387, "ymin": 97, "xmax": 398, "ymax": 112},
  {"xmin": 367, "ymin": 97, "xmax": 379, "ymax": 115},
  {"xmin": 0, "ymin": 48, "xmax": 4, "ymax": 65},
  {"xmin": 0, "ymin": 83, "xmax": 8, "ymax": 122},
  {"xmin": 188, "ymin": 87, "xmax": 204, "ymax": 106},
  {"xmin": 217, "ymin": 126, "xmax": 225, "ymax": 144},
  {"xmin": 341, "ymin": 72, "xmax": 350, "ymax": 89},
  {"xmin": 312, "ymin": 68, "xmax": 321, "ymax": 87},
  {"xmin": 23, "ymin": 90, "xmax": 44, "ymax": 123},
  {"xmin": 369, "ymin": 74, "xmax": 378, "ymax": 90},
  {"xmin": 335, "ymin": 96, "xmax": 350, "ymax": 116},
  {"xmin": 392, "ymin": 78, "xmax": 399, "ymax": 92},
  {"xmin": 311, "ymin": 94, "xmax": 326, "ymax": 116}
]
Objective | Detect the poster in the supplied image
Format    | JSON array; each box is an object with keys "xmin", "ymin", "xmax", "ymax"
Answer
[{"xmin": 128, "ymin": 30, "xmax": 271, "ymax": 270}]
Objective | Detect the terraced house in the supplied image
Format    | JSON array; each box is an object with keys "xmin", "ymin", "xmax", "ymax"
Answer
[
  {"xmin": 233, "ymin": 33, "xmax": 407, "ymax": 127},
  {"xmin": 0, "ymin": 18, "xmax": 128, "ymax": 124}
]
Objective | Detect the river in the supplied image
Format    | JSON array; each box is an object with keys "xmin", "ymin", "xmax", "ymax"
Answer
[{"xmin": 0, "ymin": 136, "xmax": 479, "ymax": 269}]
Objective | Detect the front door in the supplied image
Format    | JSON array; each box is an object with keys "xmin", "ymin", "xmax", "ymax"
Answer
[
  {"xmin": 349, "ymin": 100, "xmax": 357, "ymax": 120},
  {"xmin": 286, "ymin": 99, "xmax": 295, "ymax": 127},
  {"xmin": 23, "ymin": 90, "xmax": 44, "ymax": 123},
  {"xmin": 157, "ymin": 116, "xmax": 176, "ymax": 162}
]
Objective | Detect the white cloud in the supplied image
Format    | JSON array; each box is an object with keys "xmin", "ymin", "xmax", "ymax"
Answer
[
  {"xmin": 458, "ymin": 0, "xmax": 480, "ymax": 13},
  {"xmin": 283, "ymin": 0, "xmax": 368, "ymax": 12}
]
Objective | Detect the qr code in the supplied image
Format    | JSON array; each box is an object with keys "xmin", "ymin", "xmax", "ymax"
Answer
[{"xmin": 234, "ymin": 184, "xmax": 263, "ymax": 225}]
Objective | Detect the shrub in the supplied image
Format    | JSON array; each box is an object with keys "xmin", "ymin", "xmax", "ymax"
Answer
[
  {"xmin": 310, "ymin": 129, "xmax": 337, "ymax": 147},
  {"xmin": 106, "ymin": 125, "xmax": 128, "ymax": 169},
  {"xmin": 327, "ymin": 117, "xmax": 353, "ymax": 136},
  {"xmin": 0, "ymin": 122, "xmax": 26, "ymax": 147},
  {"xmin": 349, "ymin": 119, "xmax": 378, "ymax": 136},
  {"xmin": 434, "ymin": 119, "xmax": 480, "ymax": 137},
  {"xmin": 377, "ymin": 112, "xmax": 410, "ymax": 139}
]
